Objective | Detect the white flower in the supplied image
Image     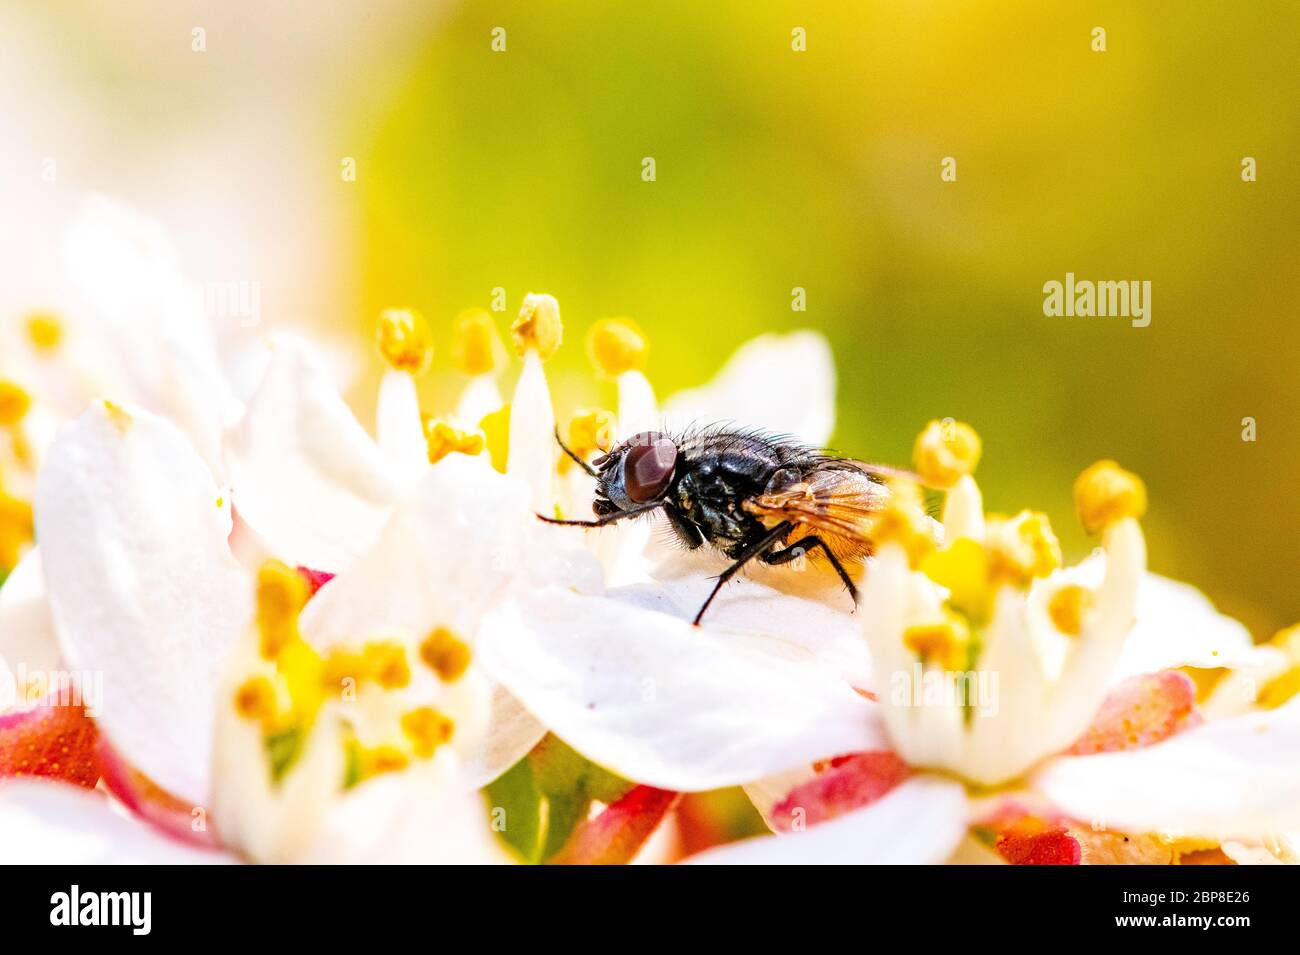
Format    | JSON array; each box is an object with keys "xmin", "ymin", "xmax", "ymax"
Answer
[
  {"xmin": 687, "ymin": 436, "xmax": 1300, "ymax": 864},
  {"xmin": 15, "ymin": 396, "xmax": 526, "ymax": 862}
]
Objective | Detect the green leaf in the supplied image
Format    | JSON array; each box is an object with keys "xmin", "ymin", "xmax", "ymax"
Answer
[
  {"xmin": 484, "ymin": 754, "xmax": 544, "ymax": 862},
  {"xmin": 529, "ymin": 735, "xmax": 633, "ymax": 861}
]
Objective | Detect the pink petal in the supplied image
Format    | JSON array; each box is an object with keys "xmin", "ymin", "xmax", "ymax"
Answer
[
  {"xmin": 1067, "ymin": 670, "xmax": 1201, "ymax": 755},
  {"xmin": 770, "ymin": 751, "xmax": 909, "ymax": 832},
  {"xmin": 550, "ymin": 786, "xmax": 680, "ymax": 865},
  {"xmin": 97, "ymin": 739, "xmax": 221, "ymax": 849},
  {"xmin": 295, "ymin": 565, "xmax": 336, "ymax": 597},
  {"xmin": 0, "ymin": 700, "xmax": 101, "ymax": 788},
  {"xmin": 994, "ymin": 817, "xmax": 1082, "ymax": 865}
]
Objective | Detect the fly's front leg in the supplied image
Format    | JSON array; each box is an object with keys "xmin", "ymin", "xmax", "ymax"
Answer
[
  {"xmin": 761, "ymin": 535, "xmax": 859, "ymax": 608},
  {"xmin": 663, "ymin": 504, "xmax": 704, "ymax": 550},
  {"xmin": 692, "ymin": 522, "xmax": 792, "ymax": 626},
  {"xmin": 537, "ymin": 502, "xmax": 662, "ymax": 528}
]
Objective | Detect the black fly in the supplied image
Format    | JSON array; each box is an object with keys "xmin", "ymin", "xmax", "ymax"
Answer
[{"xmin": 539, "ymin": 426, "xmax": 896, "ymax": 625}]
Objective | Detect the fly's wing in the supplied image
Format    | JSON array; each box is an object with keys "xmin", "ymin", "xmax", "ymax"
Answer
[{"xmin": 742, "ymin": 467, "xmax": 890, "ymax": 557}]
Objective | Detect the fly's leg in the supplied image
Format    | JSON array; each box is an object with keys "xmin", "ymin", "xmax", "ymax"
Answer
[
  {"xmin": 761, "ymin": 535, "xmax": 859, "ymax": 608},
  {"xmin": 536, "ymin": 502, "xmax": 662, "ymax": 527},
  {"xmin": 663, "ymin": 504, "xmax": 705, "ymax": 550},
  {"xmin": 553, "ymin": 426, "xmax": 600, "ymax": 478},
  {"xmin": 692, "ymin": 522, "xmax": 793, "ymax": 627}
]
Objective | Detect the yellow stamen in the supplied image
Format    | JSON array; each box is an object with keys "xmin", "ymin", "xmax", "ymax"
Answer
[
  {"xmin": 320, "ymin": 648, "xmax": 365, "ymax": 692},
  {"xmin": 376, "ymin": 308, "xmax": 434, "ymax": 375},
  {"xmin": 401, "ymin": 706, "xmax": 456, "ymax": 758},
  {"xmin": 913, "ymin": 419, "xmax": 982, "ymax": 490},
  {"xmin": 25, "ymin": 312, "xmax": 63, "ymax": 353},
  {"xmin": 0, "ymin": 491, "xmax": 34, "ymax": 573},
  {"xmin": 479, "ymin": 405, "xmax": 511, "ymax": 474},
  {"xmin": 256, "ymin": 560, "xmax": 309, "ymax": 660},
  {"xmin": 0, "ymin": 381, "xmax": 32, "ymax": 428},
  {"xmin": 586, "ymin": 317, "xmax": 647, "ymax": 377},
  {"xmin": 870, "ymin": 481, "xmax": 936, "ymax": 567},
  {"xmin": 363, "ymin": 641, "xmax": 411, "ymax": 690},
  {"xmin": 904, "ymin": 613, "xmax": 972, "ymax": 670},
  {"xmin": 1047, "ymin": 584, "xmax": 1094, "ymax": 637},
  {"xmin": 561, "ymin": 409, "xmax": 614, "ymax": 472},
  {"xmin": 451, "ymin": 308, "xmax": 503, "ymax": 376},
  {"xmin": 920, "ymin": 538, "xmax": 990, "ymax": 620},
  {"xmin": 510, "ymin": 293, "xmax": 562, "ymax": 360},
  {"xmin": 1074, "ymin": 460, "xmax": 1147, "ymax": 534},
  {"xmin": 419, "ymin": 627, "xmax": 472, "ymax": 682},
  {"xmin": 234, "ymin": 676, "xmax": 278, "ymax": 726},
  {"xmin": 424, "ymin": 419, "xmax": 485, "ymax": 465},
  {"xmin": 355, "ymin": 743, "xmax": 410, "ymax": 780},
  {"xmin": 986, "ymin": 510, "xmax": 1061, "ymax": 587}
]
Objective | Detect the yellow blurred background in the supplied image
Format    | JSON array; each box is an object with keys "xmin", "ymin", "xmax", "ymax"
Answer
[{"xmin": 5, "ymin": 1, "xmax": 1299, "ymax": 631}]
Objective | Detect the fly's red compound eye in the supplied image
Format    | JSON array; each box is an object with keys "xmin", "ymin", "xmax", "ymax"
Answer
[{"xmin": 623, "ymin": 432, "xmax": 678, "ymax": 503}]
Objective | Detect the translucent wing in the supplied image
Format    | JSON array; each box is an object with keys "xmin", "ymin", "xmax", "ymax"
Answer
[{"xmin": 743, "ymin": 466, "xmax": 890, "ymax": 559}]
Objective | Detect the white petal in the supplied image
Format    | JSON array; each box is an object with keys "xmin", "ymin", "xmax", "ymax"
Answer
[
  {"xmin": 686, "ymin": 775, "xmax": 968, "ymax": 864},
  {"xmin": 0, "ymin": 780, "xmax": 236, "ymax": 864},
  {"xmin": 0, "ymin": 549, "xmax": 61, "ymax": 681},
  {"xmin": 62, "ymin": 196, "xmax": 240, "ymax": 476},
  {"xmin": 461, "ymin": 683, "xmax": 547, "ymax": 789},
  {"xmin": 610, "ymin": 569, "xmax": 873, "ymax": 690},
  {"xmin": 300, "ymin": 751, "xmax": 511, "ymax": 864},
  {"xmin": 662, "ymin": 331, "xmax": 836, "ymax": 446},
  {"xmin": 1117, "ymin": 572, "xmax": 1279, "ymax": 679},
  {"xmin": 478, "ymin": 588, "xmax": 884, "ymax": 791},
  {"xmin": 1033, "ymin": 697, "xmax": 1300, "ymax": 840},
  {"xmin": 507, "ymin": 350, "xmax": 556, "ymax": 513},
  {"xmin": 375, "ymin": 369, "xmax": 428, "ymax": 483},
  {"xmin": 300, "ymin": 454, "xmax": 598, "ymax": 645},
  {"xmin": 225, "ymin": 336, "xmax": 399, "ymax": 572},
  {"xmin": 35, "ymin": 402, "xmax": 251, "ymax": 803}
]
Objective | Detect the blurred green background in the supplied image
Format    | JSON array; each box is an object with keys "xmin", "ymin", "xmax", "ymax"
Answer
[{"xmin": 355, "ymin": 0, "xmax": 1300, "ymax": 635}]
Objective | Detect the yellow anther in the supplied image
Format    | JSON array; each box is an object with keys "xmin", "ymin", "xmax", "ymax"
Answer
[
  {"xmin": 320, "ymin": 648, "xmax": 366, "ymax": 692},
  {"xmin": 234, "ymin": 676, "xmax": 279, "ymax": 726},
  {"xmin": 1047, "ymin": 584, "xmax": 1094, "ymax": 637},
  {"xmin": 424, "ymin": 420, "xmax": 485, "ymax": 465},
  {"xmin": 420, "ymin": 627, "xmax": 472, "ymax": 683},
  {"xmin": 451, "ymin": 308, "xmax": 503, "ymax": 376},
  {"xmin": 479, "ymin": 405, "xmax": 511, "ymax": 474},
  {"xmin": 870, "ymin": 481, "xmax": 936, "ymax": 567},
  {"xmin": 363, "ymin": 641, "xmax": 411, "ymax": 690},
  {"xmin": 986, "ymin": 510, "xmax": 1061, "ymax": 587},
  {"xmin": 511, "ymin": 293, "xmax": 562, "ymax": 360},
  {"xmin": 920, "ymin": 538, "xmax": 990, "ymax": 621},
  {"xmin": 355, "ymin": 743, "xmax": 410, "ymax": 781},
  {"xmin": 1074, "ymin": 460, "xmax": 1147, "ymax": 535},
  {"xmin": 401, "ymin": 707, "xmax": 456, "ymax": 758},
  {"xmin": 586, "ymin": 318, "xmax": 647, "ymax": 377},
  {"xmin": 256, "ymin": 560, "xmax": 309, "ymax": 660},
  {"xmin": 1260, "ymin": 624, "xmax": 1300, "ymax": 709},
  {"xmin": 376, "ymin": 308, "xmax": 434, "ymax": 375},
  {"xmin": 25, "ymin": 312, "xmax": 63, "ymax": 353},
  {"xmin": 913, "ymin": 419, "xmax": 982, "ymax": 490},
  {"xmin": 0, "ymin": 381, "xmax": 32, "ymax": 428},
  {"xmin": 904, "ymin": 613, "xmax": 972, "ymax": 670},
  {"xmin": 565, "ymin": 408, "xmax": 615, "ymax": 463},
  {"xmin": 0, "ymin": 492, "xmax": 34, "ymax": 573}
]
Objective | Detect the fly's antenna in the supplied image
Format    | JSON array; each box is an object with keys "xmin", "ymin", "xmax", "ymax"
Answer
[{"xmin": 554, "ymin": 426, "xmax": 601, "ymax": 478}]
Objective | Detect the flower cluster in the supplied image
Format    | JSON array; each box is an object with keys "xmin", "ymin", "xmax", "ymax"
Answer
[{"xmin": 1, "ymin": 199, "xmax": 1298, "ymax": 865}]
